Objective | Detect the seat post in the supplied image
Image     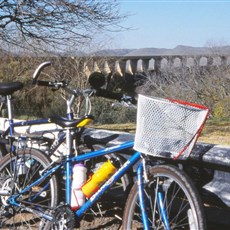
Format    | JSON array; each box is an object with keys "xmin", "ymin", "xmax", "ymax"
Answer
[
  {"xmin": 6, "ymin": 95, "xmax": 14, "ymax": 135},
  {"xmin": 6, "ymin": 95, "xmax": 13, "ymax": 120}
]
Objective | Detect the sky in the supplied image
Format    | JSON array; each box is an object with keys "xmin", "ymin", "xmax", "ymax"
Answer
[{"xmin": 110, "ymin": 0, "xmax": 230, "ymax": 49}]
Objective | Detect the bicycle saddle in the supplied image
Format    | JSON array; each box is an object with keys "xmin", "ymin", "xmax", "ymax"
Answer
[
  {"xmin": 49, "ymin": 115, "xmax": 94, "ymax": 128},
  {"xmin": 0, "ymin": 82, "xmax": 23, "ymax": 96},
  {"xmin": 83, "ymin": 133, "xmax": 119, "ymax": 147}
]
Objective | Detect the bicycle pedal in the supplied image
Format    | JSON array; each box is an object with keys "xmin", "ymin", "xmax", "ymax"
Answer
[{"xmin": 0, "ymin": 209, "xmax": 13, "ymax": 218}]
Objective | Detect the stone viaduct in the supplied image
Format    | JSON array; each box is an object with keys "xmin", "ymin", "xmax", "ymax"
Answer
[{"xmin": 79, "ymin": 54, "xmax": 230, "ymax": 76}]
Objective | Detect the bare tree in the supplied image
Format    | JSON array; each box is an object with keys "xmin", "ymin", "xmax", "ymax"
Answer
[
  {"xmin": 0, "ymin": 0, "xmax": 124, "ymax": 52},
  {"xmin": 137, "ymin": 63, "xmax": 230, "ymax": 118}
]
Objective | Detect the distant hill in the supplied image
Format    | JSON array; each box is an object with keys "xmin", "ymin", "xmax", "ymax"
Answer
[
  {"xmin": 91, "ymin": 49, "xmax": 135, "ymax": 56},
  {"xmin": 91, "ymin": 45, "xmax": 230, "ymax": 57},
  {"xmin": 2, "ymin": 45, "xmax": 230, "ymax": 57}
]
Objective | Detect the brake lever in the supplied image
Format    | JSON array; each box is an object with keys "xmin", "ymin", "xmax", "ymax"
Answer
[
  {"xmin": 121, "ymin": 95, "xmax": 132, "ymax": 102},
  {"xmin": 112, "ymin": 100, "xmax": 136, "ymax": 109},
  {"xmin": 121, "ymin": 95, "xmax": 137, "ymax": 106}
]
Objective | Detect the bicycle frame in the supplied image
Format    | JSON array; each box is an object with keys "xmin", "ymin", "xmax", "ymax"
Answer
[
  {"xmin": 7, "ymin": 140, "xmax": 140, "ymax": 217},
  {"xmin": 1, "ymin": 82, "xmax": 79, "ymax": 155},
  {"xmin": 7, "ymin": 138, "xmax": 171, "ymax": 230}
]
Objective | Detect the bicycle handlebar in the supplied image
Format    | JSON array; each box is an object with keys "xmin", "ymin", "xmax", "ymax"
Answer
[
  {"xmin": 36, "ymin": 80, "xmax": 66, "ymax": 87},
  {"xmin": 32, "ymin": 62, "xmax": 52, "ymax": 84},
  {"xmin": 32, "ymin": 62, "xmax": 72, "ymax": 92},
  {"xmin": 94, "ymin": 88, "xmax": 123, "ymax": 101},
  {"xmin": 94, "ymin": 88, "xmax": 137, "ymax": 105}
]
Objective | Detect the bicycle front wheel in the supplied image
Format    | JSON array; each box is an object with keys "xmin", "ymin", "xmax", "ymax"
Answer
[
  {"xmin": 123, "ymin": 164, "xmax": 206, "ymax": 230},
  {"xmin": 0, "ymin": 148, "xmax": 58, "ymax": 229}
]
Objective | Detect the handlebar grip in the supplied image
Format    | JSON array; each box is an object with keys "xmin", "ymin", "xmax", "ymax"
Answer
[
  {"xmin": 32, "ymin": 62, "xmax": 52, "ymax": 84},
  {"xmin": 35, "ymin": 80, "xmax": 54, "ymax": 87},
  {"xmin": 95, "ymin": 89, "xmax": 123, "ymax": 101}
]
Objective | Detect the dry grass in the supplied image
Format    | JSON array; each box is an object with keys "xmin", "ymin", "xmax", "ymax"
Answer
[
  {"xmin": 92, "ymin": 119, "xmax": 230, "ymax": 147},
  {"xmin": 92, "ymin": 123, "xmax": 136, "ymax": 133},
  {"xmin": 199, "ymin": 119, "xmax": 230, "ymax": 146}
]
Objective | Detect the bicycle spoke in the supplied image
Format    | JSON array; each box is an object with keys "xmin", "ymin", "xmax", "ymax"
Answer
[
  {"xmin": 123, "ymin": 165, "xmax": 206, "ymax": 230},
  {"xmin": 0, "ymin": 149, "xmax": 58, "ymax": 229}
]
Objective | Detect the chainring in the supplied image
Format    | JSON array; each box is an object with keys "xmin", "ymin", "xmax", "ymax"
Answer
[{"xmin": 39, "ymin": 204, "xmax": 75, "ymax": 230}]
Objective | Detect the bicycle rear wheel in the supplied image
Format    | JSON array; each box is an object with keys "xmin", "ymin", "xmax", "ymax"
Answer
[
  {"xmin": 0, "ymin": 148, "xmax": 58, "ymax": 229},
  {"xmin": 123, "ymin": 164, "xmax": 206, "ymax": 230}
]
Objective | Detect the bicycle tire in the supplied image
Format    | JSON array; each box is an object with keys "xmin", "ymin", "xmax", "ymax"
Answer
[
  {"xmin": 123, "ymin": 164, "xmax": 206, "ymax": 230},
  {"xmin": 0, "ymin": 143, "xmax": 7, "ymax": 159},
  {"xmin": 0, "ymin": 148, "xmax": 58, "ymax": 229}
]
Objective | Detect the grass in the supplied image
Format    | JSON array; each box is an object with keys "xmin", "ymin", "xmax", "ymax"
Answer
[
  {"xmin": 92, "ymin": 119, "xmax": 230, "ymax": 147},
  {"xmin": 198, "ymin": 119, "xmax": 230, "ymax": 146}
]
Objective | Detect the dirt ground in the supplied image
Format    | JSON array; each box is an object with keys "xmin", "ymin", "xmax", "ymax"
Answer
[
  {"xmin": 75, "ymin": 199, "xmax": 123, "ymax": 230},
  {"xmin": 74, "ymin": 198, "xmax": 230, "ymax": 230}
]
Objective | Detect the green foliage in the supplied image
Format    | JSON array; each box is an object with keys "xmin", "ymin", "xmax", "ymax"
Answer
[
  {"xmin": 213, "ymin": 97, "xmax": 230, "ymax": 119},
  {"xmin": 90, "ymin": 97, "xmax": 136, "ymax": 124}
]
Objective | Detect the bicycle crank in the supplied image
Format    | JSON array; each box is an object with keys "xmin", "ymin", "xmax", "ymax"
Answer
[{"xmin": 39, "ymin": 203, "xmax": 75, "ymax": 230}]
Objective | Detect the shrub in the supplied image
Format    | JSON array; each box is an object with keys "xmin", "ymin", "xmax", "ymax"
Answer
[{"xmin": 213, "ymin": 97, "xmax": 230, "ymax": 119}]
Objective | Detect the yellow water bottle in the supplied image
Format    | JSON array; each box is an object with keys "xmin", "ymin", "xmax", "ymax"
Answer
[{"xmin": 81, "ymin": 158, "xmax": 118, "ymax": 198}]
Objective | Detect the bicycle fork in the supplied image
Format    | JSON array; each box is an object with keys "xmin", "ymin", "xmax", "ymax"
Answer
[{"xmin": 137, "ymin": 160, "xmax": 171, "ymax": 230}]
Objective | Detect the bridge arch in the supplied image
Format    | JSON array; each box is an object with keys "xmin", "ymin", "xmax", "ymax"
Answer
[
  {"xmin": 161, "ymin": 58, "xmax": 168, "ymax": 69},
  {"xmin": 199, "ymin": 57, "xmax": 208, "ymax": 66}
]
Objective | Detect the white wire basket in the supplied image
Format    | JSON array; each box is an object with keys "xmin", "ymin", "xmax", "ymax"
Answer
[{"xmin": 134, "ymin": 95, "xmax": 209, "ymax": 160}]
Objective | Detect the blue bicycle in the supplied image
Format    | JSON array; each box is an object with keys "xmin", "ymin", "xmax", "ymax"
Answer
[{"xmin": 0, "ymin": 62, "xmax": 208, "ymax": 229}]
